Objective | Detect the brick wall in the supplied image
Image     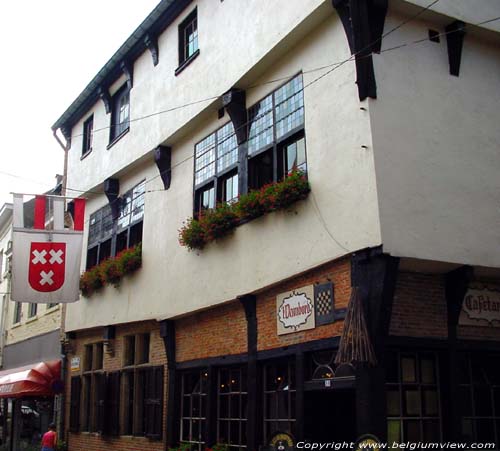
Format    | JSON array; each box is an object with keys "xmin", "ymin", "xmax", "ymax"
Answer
[
  {"xmin": 64, "ymin": 320, "xmax": 167, "ymax": 451},
  {"xmin": 257, "ymin": 257, "xmax": 351, "ymax": 351},
  {"xmin": 176, "ymin": 302, "xmax": 247, "ymax": 362},
  {"xmin": 389, "ymin": 272, "xmax": 448, "ymax": 339},
  {"xmin": 175, "ymin": 256, "xmax": 351, "ymax": 363},
  {"xmin": 389, "ymin": 272, "xmax": 500, "ymax": 342}
]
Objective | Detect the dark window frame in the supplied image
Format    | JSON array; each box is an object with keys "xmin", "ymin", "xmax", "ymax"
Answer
[
  {"xmin": 193, "ymin": 121, "xmax": 239, "ymax": 216},
  {"xmin": 27, "ymin": 303, "xmax": 37, "ymax": 318},
  {"xmin": 177, "ymin": 8, "xmax": 199, "ymax": 69},
  {"xmin": 457, "ymin": 352, "xmax": 500, "ymax": 445},
  {"xmin": 82, "ymin": 114, "xmax": 94, "ymax": 157},
  {"xmin": 263, "ymin": 358, "xmax": 296, "ymax": 443},
  {"xmin": 13, "ymin": 302, "xmax": 22, "ymax": 324},
  {"xmin": 81, "ymin": 342, "xmax": 105, "ymax": 433},
  {"xmin": 247, "ymin": 74, "xmax": 306, "ymax": 191},
  {"xmin": 386, "ymin": 351, "xmax": 442, "ymax": 443},
  {"xmin": 180, "ymin": 369, "xmax": 209, "ymax": 451},
  {"xmin": 86, "ymin": 180, "xmax": 145, "ymax": 270},
  {"xmin": 217, "ymin": 366, "xmax": 248, "ymax": 450},
  {"xmin": 192, "ymin": 73, "xmax": 307, "ymax": 215},
  {"xmin": 109, "ymin": 84, "xmax": 130, "ymax": 145}
]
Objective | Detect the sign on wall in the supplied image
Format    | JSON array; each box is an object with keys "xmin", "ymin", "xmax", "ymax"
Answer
[
  {"xmin": 70, "ymin": 357, "xmax": 81, "ymax": 373},
  {"xmin": 277, "ymin": 285, "xmax": 315, "ymax": 335},
  {"xmin": 459, "ymin": 287, "xmax": 500, "ymax": 327}
]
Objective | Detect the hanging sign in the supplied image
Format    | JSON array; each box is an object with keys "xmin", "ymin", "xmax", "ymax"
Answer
[
  {"xmin": 11, "ymin": 194, "xmax": 85, "ymax": 303},
  {"xmin": 276, "ymin": 285, "xmax": 315, "ymax": 335},
  {"xmin": 459, "ymin": 287, "xmax": 500, "ymax": 326}
]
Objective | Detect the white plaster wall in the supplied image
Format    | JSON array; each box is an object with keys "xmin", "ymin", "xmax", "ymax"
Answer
[
  {"xmin": 402, "ymin": 0, "xmax": 500, "ymax": 33},
  {"xmin": 65, "ymin": 12, "xmax": 382, "ymax": 331},
  {"xmin": 370, "ymin": 10, "xmax": 500, "ymax": 268},
  {"xmin": 67, "ymin": 0, "xmax": 333, "ymax": 194}
]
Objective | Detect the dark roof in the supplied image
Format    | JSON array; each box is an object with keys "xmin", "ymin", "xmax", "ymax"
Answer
[{"xmin": 52, "ymin": 0, "xmax": 191, "ymax": 133}]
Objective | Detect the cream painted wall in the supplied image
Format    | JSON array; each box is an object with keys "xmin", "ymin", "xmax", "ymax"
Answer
[
  {"xmin": 370, "ymin": 10, "xmax": 500, "ymax": 267},
  {"xmin": 401, "ymin": 0, "xmax": 500, "ymax": 33},
  {"xmin": 66, "ymin": 0, "xmax": 331, "ymax": 194},
  {"xmin": 65, "ymin": 11, "xmax": 382, "ymax": 331}
]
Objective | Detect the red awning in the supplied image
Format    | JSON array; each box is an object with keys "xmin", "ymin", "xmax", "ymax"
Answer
[{"xmin": 0, "ymin": 360, "xmax": 62, "ymax": 398}]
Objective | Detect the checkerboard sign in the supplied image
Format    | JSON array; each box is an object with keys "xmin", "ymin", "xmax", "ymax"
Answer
[{"xmin": 314, "ymin": 282, "xmax": 335, "ymax": 326}]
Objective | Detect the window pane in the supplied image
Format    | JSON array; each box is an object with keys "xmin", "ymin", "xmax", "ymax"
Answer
[
  {"xmin": 275, "ymin": 76, "xmax": 304, "ymax": 139},
  {"xmin": 423, "ymin": 420, "xmax": 440, "ymax": 441},
  {"xmin": 131, "ymin": 181, "xmax": 145, "ymax": 223},
  {"xmin": 387, "ymin": 387, "xmax": 401, "ymax": 416},
  {"xmin": 422, "ymin": 389, "xmax": 439, "ymax": 416},
  {"xmin": 201, "ymin": 186, "xmax": 215, "ymax": 210},
  {"xmin": 458, "ymin": 386, "xmax": 473, "ymax": 417},
  {"xmin": 248, "ymin": 95, "xmax": 273, "ymax": 155},
  {"xmin": 403, "ymin": 420, "xmax": 421, "ymax": 441},
  {"xmin": 388, "ymin": 420, "xmax": 401, "ymax": 443},
  {"xmin": 401, "ymin": 356, "xmax": 417, "ymax": 383},
  {"xmin": 474, "ymin": 386, "xmax": 493, "ymax": 416},
  {"xmin": 224, "ymin": 173, "xmax": 239, "ymax": 203},
  {"xmin": 420, "ymin": 357, "xmax": 436, "ymax": 384},
  {"xmin": 217, "ymin": 122, "xmax": 238, "ymax": 172},
  {"xmin": 195, "ymin": 134, "xmax": 216, "ymax": 185},
  {"xmin": 404, "ymin": 388, "xmax": 421, "ymax": 416}
]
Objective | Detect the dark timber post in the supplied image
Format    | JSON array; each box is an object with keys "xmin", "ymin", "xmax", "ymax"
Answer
[
  {"xmin": 239, "ymin": 294, "xmax": 257, "ymax": 451},
  {"xmin": 160, "ymin": 319, "xmax": 177, "ymax": 449},
  {"xmin": 445, "ymin": 266, "xmax": 472, "ymax": 442},
  {"xmin": 295, "ymin": 351, "xmax": 305, "ymax": 442},
  {"xmin": 351, "ymin": 247, "xmax": 399, "ymax": 440}
]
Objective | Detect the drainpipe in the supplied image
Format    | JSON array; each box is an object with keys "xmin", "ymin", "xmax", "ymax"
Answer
[{"xmin": 52, "ymin": 128, "xmax": 70, "ymax": 443}]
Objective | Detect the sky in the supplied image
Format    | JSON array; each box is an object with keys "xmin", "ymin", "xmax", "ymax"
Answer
[{"xmin": 0, "ymin": 0, "xmax": 161, "ymax": 206}]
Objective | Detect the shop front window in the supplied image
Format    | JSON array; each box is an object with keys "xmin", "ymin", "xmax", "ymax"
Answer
[
  {"xmin": 386, "ymin": 352, "xmax": 442, "ymax": 444},
  {"xmin": 457, "ymin": 353, "xmax": 500, "ymax": 446},
  {"xmin": 263, "ymin": 360, "xmax": 296, "ymax": 443},
  {"xmin": 180, "ymin": 370, "xmax": 208, "ymax": 451},
  {"xmin": 217, "ymin": 367, "xmax": 248, "ymax": 450}
]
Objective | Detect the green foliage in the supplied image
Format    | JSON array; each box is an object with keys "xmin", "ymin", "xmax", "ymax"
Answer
[{"xmin": 179, "ymin": 170, "xmax": 310, "ymax": 251}]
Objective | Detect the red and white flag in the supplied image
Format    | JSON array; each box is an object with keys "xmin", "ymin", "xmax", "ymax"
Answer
[{"xmin": 11, "ymin": 194, "xmax": 85, "ymax": 303}]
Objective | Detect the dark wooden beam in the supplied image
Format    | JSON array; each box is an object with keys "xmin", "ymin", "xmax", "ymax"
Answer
[
  {"xmin": 144, "ymin": 34, "xmax": 160, "ymax": 66},
  {"xmin": 121, "ymin": 60, "xmax": 134, "ymax": 90},
  {"xmin": 98, "ymin": 86, "xmax": 111, "ymax": 114},
  {"xmin": 332, "ymin": 0, "xmax": 388, "ymax": 100},
  {"xmin": 104, "ymin": 178, "xmax": 120, "ymax": 220},
  {"xmin": 154, "ymin": 146, "xmax": 172, "ymax": 190},
  {"xmin": 223, "ymin": 89, "xmax": 247, "ymax": 145},
  {"xmin": 160, "ymin": 319, "xmax": 177, "ymax": 448},
  {"xmin": 444, "ymin": 265, "xmax": 473, "ymax": 442},
  {"xmin": 239, "ymin": 295, "xmax": 257, "ymax": 451},
  {"xmin": 350, "ymin": 247, "xmax": 399, "ymax": 440},
  {"xmin": 445, "ymin": 20, "xmax": 466, "ymax": 76}
]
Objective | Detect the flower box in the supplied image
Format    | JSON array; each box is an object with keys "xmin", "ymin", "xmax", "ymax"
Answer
[{"xmin": 179, "ymin": 170, "xmax": 310, "ymax": 251}]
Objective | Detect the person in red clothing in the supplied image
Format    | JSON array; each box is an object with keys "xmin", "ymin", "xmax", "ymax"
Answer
[{"xmin": 41, "ymin": 423, "xmax": 57, "ymax": 451}]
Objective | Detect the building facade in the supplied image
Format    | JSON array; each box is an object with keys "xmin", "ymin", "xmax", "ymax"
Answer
[{"xmin": 52, "ymin": 0, "xmax": 500, "ymax": 449}]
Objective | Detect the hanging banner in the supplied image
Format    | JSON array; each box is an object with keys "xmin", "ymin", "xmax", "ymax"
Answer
[{"xmin": 11, "ymin": 194, "xmax": 85, "ymax": 303}]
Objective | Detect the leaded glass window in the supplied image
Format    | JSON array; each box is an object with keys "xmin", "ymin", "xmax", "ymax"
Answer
[
  {"xmin": 263, "ymin": 359, "xmax": 296, "ymax": 443},
  {"xmin": 181, "ymin": 370, "xmax": 209, "ymax": 451},
  {"xmin": 386, "ymin": 352, "xmax": 442, "ymax": 444},
  {"xmin": 217, "ymin": 367, "xmax": 248, "ymax": 450},
  {"xmin": 194, "ymin": 122, "xmax": 238, "ymax": 214},
  {"xmin": 457, "ymin": 353, "xmax": 500, "ymax": 446}
]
